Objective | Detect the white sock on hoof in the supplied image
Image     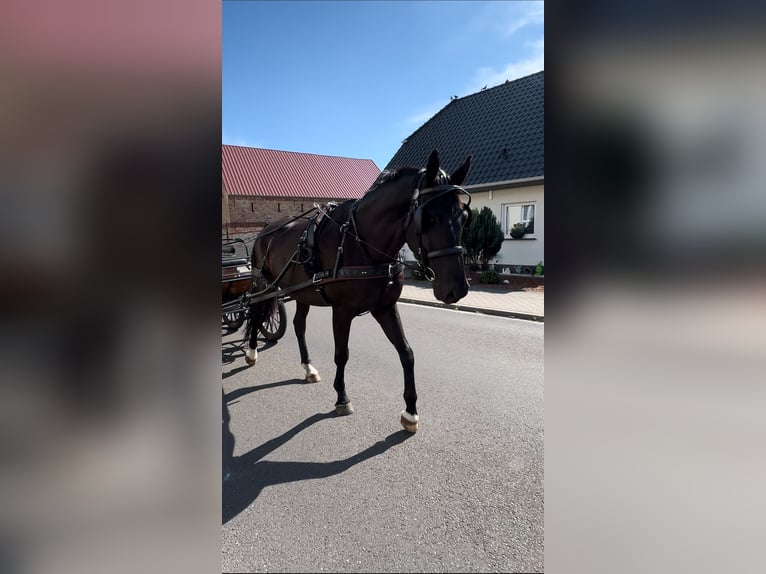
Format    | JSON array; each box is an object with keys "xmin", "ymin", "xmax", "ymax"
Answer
[
  {"xmin": 245, "ymin": 348, "xmax": 257, "ymax": 363},
  {"xmin": 400, "ymin": 410, "xmax": 419, "ymax": 424},
  {"xmin": 302, "ymin": 363, "xmax": 320, "ymax": 381}
]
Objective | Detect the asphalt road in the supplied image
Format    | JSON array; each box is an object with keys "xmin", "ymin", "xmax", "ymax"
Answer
[{"xmin": 222, "ymin": 301, "xmax": 544, "ymax": 573}]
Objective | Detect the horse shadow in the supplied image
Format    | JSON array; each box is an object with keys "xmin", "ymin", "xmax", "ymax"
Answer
[
  {"xmin": 224, "ymin": 378, "xmax": 305, "ymax": 402},
  {"xmin": 222, "ymin": 338, "xmax": 277, "ymax": 370},
  {"xmin": 222, "ymin": 411, "xmax": 413, "ymax": 524},
  {"xmin": 222, "ymin": 378, "xmax": 306, "ymax": 483}
]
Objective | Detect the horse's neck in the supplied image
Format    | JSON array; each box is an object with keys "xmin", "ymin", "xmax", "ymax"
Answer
[{"xmin": 353, "ymin": 175, "xmax": 416, "ymax": 261}]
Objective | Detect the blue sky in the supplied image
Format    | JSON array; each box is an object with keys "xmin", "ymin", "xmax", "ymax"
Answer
[{"xmin": 223, "ymin": 1, "xmax": 544, "ymax": 169}]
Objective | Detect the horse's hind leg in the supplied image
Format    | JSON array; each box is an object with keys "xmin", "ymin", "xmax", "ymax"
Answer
[
  {"xmin": 243, "ymin": 299, "xmax": 263, "ymax": 365},
  {"xmin": 244, "ymin": 279, "xmax": 272, "ymax": 365},
  {"xmin": 331, "ymin": 307, "xmax": 355, "ymax": 416},
  {"xmin": 294, "ymin": 302, "xmax": 320, "ymax": 383},
  {"xmin": 371, "ymin": 303, "xmax": 418, "ymax": 432}
]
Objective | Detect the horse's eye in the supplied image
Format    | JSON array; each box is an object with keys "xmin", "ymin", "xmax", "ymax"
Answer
[{"xmin": 428, "ymin": 215, "xmax": 437, "ymax": 225}]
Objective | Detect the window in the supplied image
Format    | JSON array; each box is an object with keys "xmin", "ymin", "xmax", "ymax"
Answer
[{"xmin": 502, "ymin": 202, "xmax": 535, "ymax": 237}]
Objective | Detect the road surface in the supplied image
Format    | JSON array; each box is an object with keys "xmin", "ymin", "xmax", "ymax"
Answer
[{"xmin": 222, "ymin": 301, "xmax": 543, "ymax": 573}]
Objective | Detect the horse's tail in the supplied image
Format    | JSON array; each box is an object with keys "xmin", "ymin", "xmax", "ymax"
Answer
[
  {"xmin": 243, "ymin": 280, "xmax": 277, "ymax": 342},
  {"xmin": 261, "ymin": 296, "xmax": 278, "ymax": 323}
]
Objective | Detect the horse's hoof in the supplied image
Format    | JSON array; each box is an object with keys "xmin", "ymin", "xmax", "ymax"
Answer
[
  {"xmin": 400, "ymin": 410, "xmax": 419, "ymax": 433},
  {"xmin": 335, "ymin": 403, "xmax": 354, "ymax": 416},
  {"xmin": 245, "ymin": 348, "xmax": 257, "ymax": 366},
  {"xmin": 302, "ymin": 363, "xmax": 320, "ymax": 383}
]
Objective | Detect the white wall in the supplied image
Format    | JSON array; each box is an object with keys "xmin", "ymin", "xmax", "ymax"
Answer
[{"xmin": 470, "ymin": 184, "xmax": 544, "ymax": 268}]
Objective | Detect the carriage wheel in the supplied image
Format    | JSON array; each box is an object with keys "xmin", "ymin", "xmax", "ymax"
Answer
[
  {"xmin": 259, "ymin": 300, "xmax": 287, "ymax": 341},
  {"xmin": 223, "ymin": 311, "xmax": 246, "ymax": 331}
]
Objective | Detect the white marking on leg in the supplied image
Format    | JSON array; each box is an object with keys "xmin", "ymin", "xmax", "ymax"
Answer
[
  {"xmin": 400, "ymin": 410, "xmax": 419, "ymax": 424},
  {"xmin": 245, "ymin": 347, "xmax": 257, "ymax": 364},
  {"xmin": 400, "ymin": 410, "xmax": 419, "ymax": 432},
  {"xmin": 302, "ymin": 363, "xmax": 321, "ymax": 383}
]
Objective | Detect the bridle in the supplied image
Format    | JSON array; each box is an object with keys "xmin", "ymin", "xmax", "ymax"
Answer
[{"xmin": 403, "ymin": 169, "xmax": 472, "ymax": 281}]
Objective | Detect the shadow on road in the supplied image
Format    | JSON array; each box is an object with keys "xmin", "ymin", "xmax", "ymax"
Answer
[
  {"xmin": 222, "ymin": 411, "xmax": 413, "ymax": 524},
  {"xmin": 222, "ymin": 338, "xmax": 277, "ymax": 368},
  {"xmin": 225, "ymin": 378, "xmax": 304, "ymax": 401}
]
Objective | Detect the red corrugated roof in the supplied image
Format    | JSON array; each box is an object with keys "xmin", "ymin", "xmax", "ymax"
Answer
[{"xmin": 222, "ymin": 145, "xmax": 380, "ymax": 199}]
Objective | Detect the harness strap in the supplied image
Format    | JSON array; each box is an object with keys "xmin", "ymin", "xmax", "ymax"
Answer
[
  {"xmin": 313, "ymin": 262, "xmax": 404, "ymax": 283},
  {"xmin": 425, "ymin": 246, "xmax": 465, "ymax": 259},
  {"xmin": 243, "ymin": 262, "xmax": 404, "ymax": 306},
  {"xmin": 332, "ymin": 222, "xmax": 350, "ymax": 278},
  {"xmin": 348, "ymin": 200, "xmax": 373, "ymax": 261}
]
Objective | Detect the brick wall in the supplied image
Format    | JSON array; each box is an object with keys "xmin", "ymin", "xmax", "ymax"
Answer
[{"xmin": 223, "ymin": 195, "xmax": 348, "ymax": 238}]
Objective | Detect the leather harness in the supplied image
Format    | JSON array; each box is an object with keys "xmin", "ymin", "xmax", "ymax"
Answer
[{"xmin": 248, "ymin": 171, "xmax": 470, "ymax": 305}]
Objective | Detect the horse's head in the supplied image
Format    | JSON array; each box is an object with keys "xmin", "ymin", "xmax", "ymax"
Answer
[{"xmin": 406, "ymin": 150, "xmax": 473, "ymax": 305}]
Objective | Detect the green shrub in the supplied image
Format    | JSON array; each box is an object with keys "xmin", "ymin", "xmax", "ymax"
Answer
[
  {"xmin": 479, "ymin": 268, "xmax": 500, "ymax": 284},
  {"xmin": 462, "ymin": 207, "xmax": 504, "ymax": 268}
]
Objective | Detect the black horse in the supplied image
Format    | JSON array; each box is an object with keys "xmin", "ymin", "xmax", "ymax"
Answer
[{"xmin": 244, "ymin": 150, "xmax": 472, "ymax": 432}]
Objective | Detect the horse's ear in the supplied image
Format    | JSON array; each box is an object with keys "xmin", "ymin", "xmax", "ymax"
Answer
[
  {"xmin": 425, "ymin": 149, "xmax": 440, "ymax": 185},
  {"xmin": 450, "ymin": 155, "xmax": 472, "ymax": 186}
]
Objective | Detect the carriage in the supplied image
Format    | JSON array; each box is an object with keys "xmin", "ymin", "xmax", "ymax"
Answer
[{"xmin": 222, "ymin": 237, "xmax": 287, "ymax": 341}]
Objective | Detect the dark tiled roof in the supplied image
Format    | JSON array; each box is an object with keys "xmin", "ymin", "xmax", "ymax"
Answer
[
  {"xmin": 222, "ymin": 145, "xmax": 380, "ymax": 199},
  {"xmin": 385, "ymin": 71, "xmax": 544, "ymax": 185}
]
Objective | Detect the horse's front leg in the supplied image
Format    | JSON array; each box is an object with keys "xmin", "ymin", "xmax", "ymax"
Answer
[
  {"xmin": 371, "ymin": 303, "xmax": 418, "ymax": 432},
  {"xmin": 294, "ymin": 301, "xmax": 320, "ymax": 383},
  {"xmin": 331, "ymin": 307, "xmax": 355, "ymax": 416}
]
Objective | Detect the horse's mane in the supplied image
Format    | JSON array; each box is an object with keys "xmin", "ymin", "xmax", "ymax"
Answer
[
  {"xmin": 364, "ymin": 166, "xmax": 421, "ymax": 198},
  {"xmin": 373, "ymin": 170, "xmax": 400, "ymax": 186}
]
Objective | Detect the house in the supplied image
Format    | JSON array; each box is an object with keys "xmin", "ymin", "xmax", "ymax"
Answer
[
  {"xmin": 385, "ymin": 71, "xmax": 544, "ymax": 271},
  {"xmin": 222, "ymin": 145, "xmax": 380, "ymax": 239}
]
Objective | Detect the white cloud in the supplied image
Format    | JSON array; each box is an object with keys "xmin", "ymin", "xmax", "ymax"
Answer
[
  {"xmin": 502, "ymin": 2, "xmax": 544, "ymax": 38},
  {"xmin": 222, "ymin": 131, "xmax": 260, "ymax": 148},
  {"xmin": 399, "ymin": 100, "xmax": 450, "ymax": 135},
  {"xmin": 406, "ymin": 102, "xmax": 445, "ymax": 126},
  {"xmin": 468, "ymin": 35, "xmax": 544, "ymax": 94}
]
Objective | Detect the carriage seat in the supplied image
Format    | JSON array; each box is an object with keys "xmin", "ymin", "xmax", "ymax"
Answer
[{"xmin": 222, "ymin": 257, "xmax": 249, "ymax": 268}]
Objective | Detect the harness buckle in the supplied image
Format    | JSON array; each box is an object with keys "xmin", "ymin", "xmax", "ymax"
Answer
[{"xmin": 312, "ymin": 272, "xmax": 323, "ymax": 284}]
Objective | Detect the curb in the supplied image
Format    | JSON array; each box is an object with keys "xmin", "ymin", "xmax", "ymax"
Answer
[{"xmin": 398, "ymin": 297, "xmax": 544, "ymax": 322}]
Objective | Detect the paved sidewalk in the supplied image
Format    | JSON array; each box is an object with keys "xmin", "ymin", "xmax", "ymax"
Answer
[{"xmin": 399, "ymin": 279, "xmax": 544, "ymax": 321}]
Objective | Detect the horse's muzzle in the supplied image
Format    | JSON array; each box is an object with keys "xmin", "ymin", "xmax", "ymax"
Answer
[{"xmin": 434, "ymin": 278, "xmax": 469, "ymax": 305}]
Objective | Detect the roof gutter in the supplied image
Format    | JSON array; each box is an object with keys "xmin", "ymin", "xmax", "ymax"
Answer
[{"xmin": 463, "ymin": 175, "xmax": 544, "ymax": 193}]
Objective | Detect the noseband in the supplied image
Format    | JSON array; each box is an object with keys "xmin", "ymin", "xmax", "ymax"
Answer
[{"xmin": 404, "ymin": 169, "xmax": 471, "ymax": 280}]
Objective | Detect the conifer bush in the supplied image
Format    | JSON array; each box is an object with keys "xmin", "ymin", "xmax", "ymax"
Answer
[{"xmin": 462, "ymin": 207, "xmax": 504, "ymax": 269}]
